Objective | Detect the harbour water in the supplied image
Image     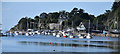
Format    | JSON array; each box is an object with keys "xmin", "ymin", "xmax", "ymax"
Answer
[{"xmin": 1, "ymin": 35, "xmax": 120, "ymax": 52}]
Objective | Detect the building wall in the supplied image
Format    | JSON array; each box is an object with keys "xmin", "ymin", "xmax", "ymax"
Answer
[{"xmin": 49, "ymin": 23, "xmax": 59, "ymax": 30}]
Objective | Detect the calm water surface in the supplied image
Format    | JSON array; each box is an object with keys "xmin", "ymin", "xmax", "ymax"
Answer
[{"xmin": 1, "ymin": 35, "xmax": 120, "ymax": 52}]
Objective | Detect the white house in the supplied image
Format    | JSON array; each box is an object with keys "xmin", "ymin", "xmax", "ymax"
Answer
[{"xmin": 49, "ymin": 23, "xmax": 59, "ymax": 30}]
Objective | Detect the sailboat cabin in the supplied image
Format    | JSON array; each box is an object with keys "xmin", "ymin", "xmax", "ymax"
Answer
[
  {"xmin": 77, "ymin": 22, "xmax": 86, "ymax": 31},
  {"xmin": 77, "ymin": 22, "xmax": 95, "ymax": 32}
]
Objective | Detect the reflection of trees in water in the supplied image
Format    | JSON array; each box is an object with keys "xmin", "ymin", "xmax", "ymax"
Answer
[
  {"xmin": 104, "ymin": 41, "xmax": 120, "ymax": 50},
  {"xmin": 18, "ymin": 41, "xmax": 119, "ymax": 50}
]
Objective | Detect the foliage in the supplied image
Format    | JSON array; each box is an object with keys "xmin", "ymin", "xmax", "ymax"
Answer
[{"xmin": 10, "ymin": 1, "xmax": 120, "ymax": 31}]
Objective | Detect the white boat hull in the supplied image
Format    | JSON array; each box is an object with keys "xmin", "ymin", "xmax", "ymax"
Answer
[
  {"xmin": 86, "ymin": 33, "xmax": 92, "ymax": 39},
  {"xmin": 79, "ymin": 36, "xmax": 84, "ymax": 39},
  {"xmin": 69, "ymin": 36, "xmax": 74, "ymax": 38},
  {"xmin": 48, "ymin": 32, "xmax": 50, "ymax": 35},
  {"xmin": 45, "ymin": 32, "xmax": 48, "ymax": 35},
  {"xmin": 53, "ymin": 33, "xmax": 56, "ymax": 36},
  {"xmin": 25, "ymin": 33, "xmax": 29, "ymax": 36},
  {"xmin": 86, "ymin": 36, "xmax": 91, "ymax": 39},
  {"xmin": 56, "ymin": 35, "xmax": 60, "ymax": 37},
  {"xmin": 15, "ymin": 33, "xmax": 19, "ymax": 35}
]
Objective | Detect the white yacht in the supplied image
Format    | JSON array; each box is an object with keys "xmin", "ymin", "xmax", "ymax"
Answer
[
  {"xmin": 86, "ymin": 20, "xmax": 92, "ymax": 39},
  {"xmin": 14, "ymin": 31, "xmax": 19, "ymax": 35},
  {"xmin": 69, "ymin": 35, "xmax": 74, "ymax": 38},
  {"xmin": 45, "ymin": 32, "xmax": 48, "ymax": 35},
  {"xmin": 25, "ymin": 29, "xmax": 33, "ymax": 36},
  {"xmin": 56, "ymin": 33, "xmax": 61, "ymax": 37},
  {"xmin": 78, "ymin": 34, "xmax": 84, "ymax": 39},
  {"xmin": 25, "ymin": 32, "xmax": 29, "ymax": 36},
  {"xmin": 86, "ymin": 33, "xmax": 92, "ymax": 39},
  {"xmin": 63, "ymin": 33, "xmax": 67, "ymax": 38},
  {"xmin": 48, "ymin": 32, "xmax": 50, "ymax": 35},
  {"xmin": 53, "ymin": 32, "xmax": 56, "ymax": 36}
]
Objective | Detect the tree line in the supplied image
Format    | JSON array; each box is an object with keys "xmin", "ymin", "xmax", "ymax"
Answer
[{"xmin": 10, "ymin": 1, "xmax": 120, "ymax": 31}]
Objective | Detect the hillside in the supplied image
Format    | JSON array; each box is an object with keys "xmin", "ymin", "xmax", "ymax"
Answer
[
  {"xmin": 10, "ymin": 1, "xmax": 120, "ymax": 31},
  {"xmin": 108, "ymin": 5, "xmax": 120, "ymax": 29},
  {"xmin": 10, "ymin": 8, "xmax": 95, "ymax": 31},
  {"xmin": 93, "ymin": 1, "xmax": 120, "ymax": 30},
  {"xmin": 105, "ymin": 1, "xmax": 120, "ymax": 29}
]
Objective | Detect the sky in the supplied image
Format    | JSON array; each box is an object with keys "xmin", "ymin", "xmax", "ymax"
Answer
[
  {"xmin": 1, "ymin": 0, "xmax": 114, "ymax": 2},
  {"xmin": 2, "ymin": 2, "xmax": 113, "ymax": 32}
]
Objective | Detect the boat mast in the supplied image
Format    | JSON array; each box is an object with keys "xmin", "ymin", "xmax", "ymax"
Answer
[
  {"xmin": 117, "ymin": 17, "xmax": 119, "ymax": 29},
  {"xmin": 114, "ymin": 16, "xmax": 119, "ymax": 29},
  {"xmin": 88, "ymin": 20, "xmax": 90, "ymax": 33},
  {"xmin": 66, "ymin": 20, "xmax": 68, "ymax": 29},
  {"xmin": 30, "ymin": 22, "xmax": 31, "ymax": 29},
  {"xmin": 30, "ymin": 22, "xmax": 34, "ymax": 29},
  {"xmin": 20, "ymin": 23, "xmax": 22, "ymax": 31},
  {"xmin": 108, "ymin": 21, "xmax": 110, "ymax": 31},
  {"xmin": 72, "ymin": 21, "xmax": 74, "ymax": 33},
  {"xmin": 27, "ymin": 19, "xmax": 29, "ymax": 30},
  {"xmin": 72, "ymin": 21, "xmax": 73, "ymax": 27},
  {"xmin": 96, "ymin": 19, "xmax": 98, "ymax": 30},
  {"xmin": 33, "ymin": 22, "xmax": 34, "ymax": 29},
  {"xmin": 38, "ymin": 19, "xmax": 40, "ymax": 30},
  {"xmin": 114, "ymin": 17, "xmax": 116, "ymax": 29}
]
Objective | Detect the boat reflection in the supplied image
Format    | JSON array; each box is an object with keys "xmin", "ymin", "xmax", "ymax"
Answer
[{"xmin": 18, "ymin": 40, "xmax": 119, "ymax": 51}]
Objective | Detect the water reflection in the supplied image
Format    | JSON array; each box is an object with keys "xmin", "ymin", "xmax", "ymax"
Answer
[
  {"xmin": 18, "ymin": 40, "xmax": 119, "ymax": 51},
  {"xmin": 2, "ymin": 35, "xmax": 120, "ymax": 52}
]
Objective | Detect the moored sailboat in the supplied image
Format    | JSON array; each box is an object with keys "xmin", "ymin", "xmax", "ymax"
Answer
[{"xmin": 86, "ymin": 20, "xmax": 92, "ymax": 39}]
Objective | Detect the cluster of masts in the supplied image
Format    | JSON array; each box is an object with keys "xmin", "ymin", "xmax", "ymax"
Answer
[
  {"xmin": 12, "ymin": 18, "xmax": 92, "ymax": 39},
  {"xmin": 107, "ymin": 15, "xmax": 120, "ymax": 33},
  {"xmin": 107, "ymin": 14, "xmax": 119, "ymax": 30}
]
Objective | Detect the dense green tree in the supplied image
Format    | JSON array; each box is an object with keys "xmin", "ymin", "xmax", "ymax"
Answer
[
  {"xmin": 34, "ymin": 16, "xmax": 39, "ymax": 22},
  {"xmin": 112, "ymin": 2, "xmax": 120, "ymax": 11}
]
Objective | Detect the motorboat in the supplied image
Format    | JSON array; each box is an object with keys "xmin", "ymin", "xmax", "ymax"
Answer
[
  {"xmin": 53, "ymin": 32, "xmax": 56, "ymax": 36},
  {"xmin": 56, "ymin": 33, "xmax": 61, "ymax": 37},
  {"xmin": 25, "ymin": 32, "xmax": 29, "ymax": 36},
  {"xmin": 69, "ymin": 33, "xmax": 75, "ymax": 38},
  {"xmin": 41, "ymin": 31, "xmax": 45, "ymax": 35},
  {"xmin": 78, "ymin": 33, "xmax": 85, "ymax": 39},
  {"xmin": 48, "ymin": 32, "xmax": 51, "ymax": 35},
  {"xmin": 14, "ymin": 31, "xmax": 19, "ymax": 35},
  {"xmin": 110, "ymin": 29, "xmax": 120, "ymax": 34},
  {"xmin": 25, "ymin": 29, "xmax": 33, "ymax": 36},
  {"xmin": 45, "ymin": 32, "xmax": 48, "ymax": 35},
  {"xmin": 69, "ymin": 35, "xmax": 74, "ymax": 38},
  {"xmin": 86, "ymin": 33, "xmax": 92, "ymax": 39},
  {"xmin": 63, "ymin": 33, "xmax": 67, "ymax": 38}
]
